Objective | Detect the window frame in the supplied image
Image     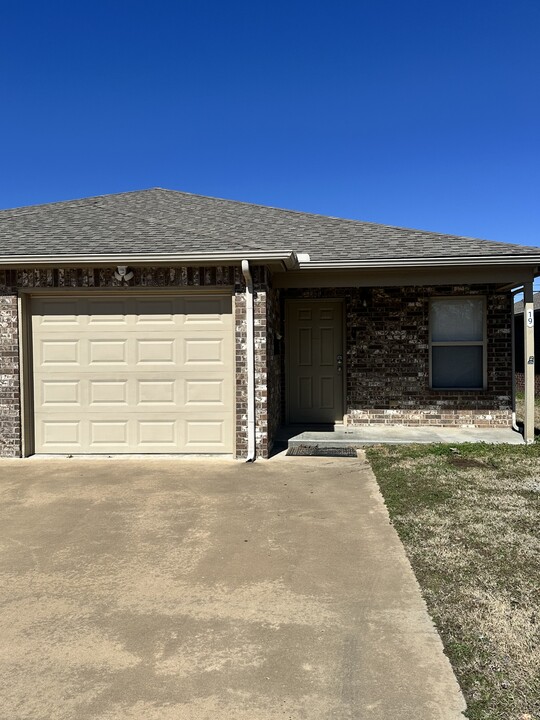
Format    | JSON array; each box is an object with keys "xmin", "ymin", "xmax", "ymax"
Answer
[{"xmin": 429, "ymin": 295, "xmax": 487, "ymax": 391}]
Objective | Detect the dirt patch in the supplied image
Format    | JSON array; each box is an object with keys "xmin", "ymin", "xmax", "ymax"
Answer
[{"xmin": 448, "ymin": 457, "xmax": 490, "ymax": 469}]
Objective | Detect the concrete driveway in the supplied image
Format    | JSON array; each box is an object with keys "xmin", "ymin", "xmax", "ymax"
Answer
[{"xmin": 0, "ymin": 454, "xmax": 465, "ymax": 720}]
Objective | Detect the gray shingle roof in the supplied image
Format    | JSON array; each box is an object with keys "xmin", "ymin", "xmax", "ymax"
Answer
[{"xmin": 1, "ymin": 187, "xmax": 539, "ymax": 263}]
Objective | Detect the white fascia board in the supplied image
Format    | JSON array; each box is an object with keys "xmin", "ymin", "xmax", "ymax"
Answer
[
  {"xmin": 0, "ymin": 250, "xmax": 300, "ymax": 269},
  {"xmin": 298, "ymin": 256, "xmax": 540, "ymax": 269}
]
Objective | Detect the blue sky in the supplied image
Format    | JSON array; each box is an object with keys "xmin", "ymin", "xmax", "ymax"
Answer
[{"xmin": 1, "ymin": 0, "xmax": 539, "ymax": 248}]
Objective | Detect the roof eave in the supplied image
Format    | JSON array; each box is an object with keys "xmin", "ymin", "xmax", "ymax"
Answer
[
  {"xmin": 298, "ymin": 256, "xmax": 540, "ymax": 270},
  {"xmin": 0, "ymin": 251, "xmax": 300, "ymax": 271}
]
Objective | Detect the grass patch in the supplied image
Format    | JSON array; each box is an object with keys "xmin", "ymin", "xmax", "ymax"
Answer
[
  {"xmin": 366, "ymin": 443, "xmax": 540, "ymax": 720},
  {"xmin": 515, "ymin": 392, "xmax": 540, "ymax": 434}
]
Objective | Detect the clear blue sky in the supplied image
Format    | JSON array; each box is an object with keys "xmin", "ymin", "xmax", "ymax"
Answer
[{"xmin": 1, "ymin": 0, "xmax": 539, "ymax": 248}]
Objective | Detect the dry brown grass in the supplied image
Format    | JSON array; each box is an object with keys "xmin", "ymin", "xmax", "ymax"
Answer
[
  {"xmin": 515, "ymin": 393, "xmax": 540, "ymax": 432},
  {"xmin": 366, "ymin": 444, "xmax": 540, "ymax": 720}
]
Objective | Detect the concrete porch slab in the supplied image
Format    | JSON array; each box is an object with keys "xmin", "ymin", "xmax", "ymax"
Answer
[{"xmin": 286, "ymin": 425, "xmax": 524, "ymax": 447}]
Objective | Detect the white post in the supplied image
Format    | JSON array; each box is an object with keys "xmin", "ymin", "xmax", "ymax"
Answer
[{"xmin": 523, "ymin": 281, "xmax": 535, "ymax": 444}]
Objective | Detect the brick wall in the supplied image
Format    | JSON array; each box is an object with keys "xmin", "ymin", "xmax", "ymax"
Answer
[
  {"xmin": 284, "ymin": 285, "xmax": 513, "ymax": 429},
  {"xmin": 234, "ymin": 290, "xmax": 248, "ymax": 457},
  {"xmin": 0, "ymin": 290, "xmax": 21, "ymax": 456},
  {"xmin": 266, "ymin": 285, "xmax": 283, "ymax": 454},
  {"xmin": 0, "ymin": 266, "xmax": 272, "ymax": 459},
  {"xmin": 515, "ymin": 372, "xmax": 540, "ymax": 393},
  {"xmin": 234, "ymin": 277, "xmax": 271, "ymax": 459},
  {"xmin": 0, "ymin": 268, "xmax": 516, "ymax": 459},
  {"xmin": 254, "ymin": 285, "xmax": 269, "ymax": 457}
]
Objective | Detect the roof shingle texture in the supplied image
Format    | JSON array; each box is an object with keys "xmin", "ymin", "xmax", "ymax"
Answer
[{"xmin": 1, "ymin": 188, "xmax": 538, "ymax": 262}]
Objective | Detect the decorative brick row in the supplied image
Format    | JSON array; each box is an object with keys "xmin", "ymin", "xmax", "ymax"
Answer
[{"xmin": 0, "ymin": 267, "xmax": 243, "ymax": 289}]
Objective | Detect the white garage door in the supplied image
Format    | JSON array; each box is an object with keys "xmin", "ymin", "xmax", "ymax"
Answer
[{"xmin": 31, "ymin": 294, "xmax": 234, "ymax": 454}]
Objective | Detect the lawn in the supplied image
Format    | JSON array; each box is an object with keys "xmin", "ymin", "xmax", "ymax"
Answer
[
  {"xmin": 366, "ymin": 443, "xmax": 540, "ymax": 720},
  {"xmin": 515, "ymin": 392, "xmax": 540, "ymax": 435}
]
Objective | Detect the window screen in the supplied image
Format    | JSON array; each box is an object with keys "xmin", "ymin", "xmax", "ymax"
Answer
[{"xmin": 430, "ymin": 297, "xmax": 484, "ymax": 389}]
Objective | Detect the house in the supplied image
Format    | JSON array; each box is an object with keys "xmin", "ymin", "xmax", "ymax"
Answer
[
  {"xmin": 514, "ymin": 292, "xmax": 540, "ymax": 392},
  {"xmin": 0, "ymin": 188, "xmax": 539, "ymax": 459}
]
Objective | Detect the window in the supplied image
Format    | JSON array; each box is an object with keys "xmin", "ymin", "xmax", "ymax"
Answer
[{"xmin": 430, "ymin": 297, "xmax": 485, "ymax": 389}]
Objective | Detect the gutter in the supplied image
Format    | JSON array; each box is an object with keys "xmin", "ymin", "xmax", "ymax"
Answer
[
  {"xmin": 241, "ymin": 260, "xmax": 256, "ymax": 462},
  {"xmin": 298, "ymin": 257, "xmax": 540, "ymax": 270},
  {"xmin": 0, "ymin": 250, "xmax": 300, "ymax": 269},
  {"xmin": 2, "ymin": 250, "xmax": 538, "ymax": 272}
]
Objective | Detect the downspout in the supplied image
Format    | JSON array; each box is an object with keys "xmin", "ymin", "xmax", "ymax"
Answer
[
  {"xmin": 241, "ymin": 260, "xmax": 256, "ymax": 461},
  {"xmin": 511, "ymin": 286, "xmax": 524, "ymax": 432}
]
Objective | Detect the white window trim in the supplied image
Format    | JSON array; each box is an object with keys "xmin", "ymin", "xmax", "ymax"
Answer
[{"xmin": 429, "ymin": 296, "xmax": 487, "ymax": 391}]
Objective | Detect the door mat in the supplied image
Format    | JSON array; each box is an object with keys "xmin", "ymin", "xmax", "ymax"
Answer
[{"xmin": 286, "ymin": 444, "xmax": 357, "ymax": 457}]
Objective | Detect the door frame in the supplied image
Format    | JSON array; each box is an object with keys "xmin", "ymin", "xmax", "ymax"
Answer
[
  {"xmin": 18, "ymin": 286, "xmax": 236, "ymax": 457},
  {"xmin": 284, "ymin": 297, "xmax": 346, "ymax": 425}
]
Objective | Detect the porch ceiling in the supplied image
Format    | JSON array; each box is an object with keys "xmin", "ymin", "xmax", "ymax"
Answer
[{"xmin": 273, "ymin": 265, "xmax": 537, "ymax": 288}]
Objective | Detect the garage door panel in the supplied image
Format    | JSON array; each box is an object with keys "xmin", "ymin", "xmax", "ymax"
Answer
[
  {"xmin": 36, "ymin": 414, "xmax": 233, "ymax": 453},
  {"xmin": 37, "ymin": 380, "xmax": 82, "ymax": 408},
  {"xmin": 36, "ymin": 374, "xmax": 231, "ymax": 410},
  {"xmin": 31, "ymin": 294, "xmax": 234, "ymax": 454},
  {"xmin": 90, "ymin": 420, "xmax": 129, "ymax": 447},
  {"xmin": 183, "ymin": 296, "xmax": 232, "ymax": 325},
  {"xmin": 35, "ymin": 333, "xmax": 233, "ymax": 371},
  {"xmin": 184, "ymin": 337, "xmax": 228, "ymax": 365},
  {"xmin": 138, "ymin": 420, "xmax": 177, "ymax": 447},
  {"xmin": 185, "ymin": 419, "xmax": 226, "ymax": 449},
  {"xmin": 134, "ymin": 298, "xmax": 177, "ymax": 325},
  {"xmin": 87, "ymin": 299, "xmax": 129, "ymax": 325},
  {"xmin": 33, "ymin": 297, "xmax": 233, "ymax": 332},
  {"xmin": 39, "ymin": 419, "xmax": 83, "ymax": 450},
  {"xmin": 34, "ymin": 299, "xmax": 81, "ymax": 327},
  {"xmin": 89, "ymin": 380, "xmax": 129, "ymax": 406},
  {"xmin": 135, "ymin": 338, "xmax": 176, "ymax": 365},
  {"xmin": 37, "ymin": 339, "xmax": 80, "ymax": 366},
  {"xmin": 89, "ymin": 339, "xmax": 128, "ymax": 365},
  {"xmin": 136, "ymin": 379, "xmax": 176, "ymax": 405},
  {"xmin": 184, "ymin": 379, "xmax": 224, "ymax": 405}
]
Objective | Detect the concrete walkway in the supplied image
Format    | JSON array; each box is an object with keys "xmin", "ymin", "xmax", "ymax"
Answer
[
  {"xmin": 287, "ymin": 425, "xmax": 524, "ymax": 448},
  {"xmin": 0, "ymin": 455, "xmax": 466, "ymax": 720}
]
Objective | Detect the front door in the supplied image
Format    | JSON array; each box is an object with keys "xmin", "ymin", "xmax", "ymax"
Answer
[{"xmin": 286, "ymin": 299, "xmax": 344, "ymax": 423}]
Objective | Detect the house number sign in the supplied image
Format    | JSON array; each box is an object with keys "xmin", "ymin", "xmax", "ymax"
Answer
[{"xmin": 527, "ymin": 309, "xmax": 534, "ymax": 327}]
